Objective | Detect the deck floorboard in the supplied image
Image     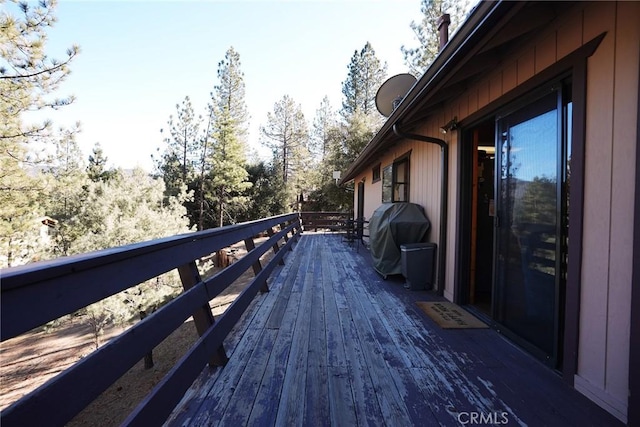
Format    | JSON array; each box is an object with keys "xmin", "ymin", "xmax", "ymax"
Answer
[{"xmin": 168, "ymin": 233, "xmax": 623, "ymax": 427}]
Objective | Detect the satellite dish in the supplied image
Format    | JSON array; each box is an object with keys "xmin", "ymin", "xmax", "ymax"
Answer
[{"xmin": 375, "ymin": 73, "xmax": 417, "ymax": 117}]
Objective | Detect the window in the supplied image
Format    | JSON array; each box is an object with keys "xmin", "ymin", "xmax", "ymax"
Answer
[
  {"xmin": 382, "ymin": 165, "xmax": 392, "ymax": 202},
  {"xmin": 381, "ymin": 154, "xmax": 410, "ymax": 202},
  {"xmin": 393, "ymin": 158, "xmax": 409, "ymax": 201},
  {"xmin": 372, "ymin": 163, "xmax": 381, "ymax": 183}
]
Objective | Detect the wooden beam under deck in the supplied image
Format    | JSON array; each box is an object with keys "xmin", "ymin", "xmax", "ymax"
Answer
[{"xmin": 168, "ymin": 233, "xmax": 622, "ymax": 426}]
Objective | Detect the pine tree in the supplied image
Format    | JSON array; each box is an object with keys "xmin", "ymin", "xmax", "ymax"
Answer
[
  {"xmin": 401, "ymin": 0, "xmax": 472, "ymax": 76},
  {"xmin": 208, "ymin": 108, "xmax": 252, "ymax": 226},
  {"xmin": 44, "ymin": 126, "xmax": 88, "ymax": 256},
  {"xmin": 158, "ymin": 96, "xmax": 202, "ymax": 192},
  {"xmin": 306, "ymin": 42, "xmax": 386, "ymax": 211},
  {"xmin": 206, "ymin": 47, "xmax": 252, "ymax": 227},
  {"xmin": 212, "ymin": 46, "xmax": 249, "ymax": 148},
  {"xmin": 260, "ymin": 95, "xmax": 311, "ymax": 209},
  {"xmin": 308, "ymin": 97, "xmax": 343, "ymax": 208},
  {"xmin": 238, "ymin": 161, "xmax": 286, "ymax": 222},
  {"xmin": 310, "ymin": 109, "xmax": 373, "ymax": 211},
  {"xmin": 0, "ymin": 0, "xmax": 79, "ymax": 267},
  {"xmin": 311, "ymin": 96, "xmax": 338, "ymax": 163},
  {"xmin": 154, "ymin": 96, "xmax": 203, "ymax": 229},
  {"xmin": 87, "ymin": 142, "xmax": 116, "ymax": 182},
  {"xmin": 341, "ymin": 42, "xmax": 388, "ymax": 118},
  {"xmin": 0, "ymin": 0, "xmax": 80, "ymax": 142}
]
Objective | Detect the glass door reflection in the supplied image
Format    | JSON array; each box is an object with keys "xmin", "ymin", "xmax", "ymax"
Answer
[{"xmin": 495, "ymin": 92, "xmax": 560, "ymax": 360}]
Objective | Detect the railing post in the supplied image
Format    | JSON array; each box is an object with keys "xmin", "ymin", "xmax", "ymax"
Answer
[
  {"xmin": 280, "ymin": 222, "xmax": 291, "ymax": 247},
  {"xmin": 294, "ymin": 216, "xmax": 302, "ymax": 241},
  {"xmin": 177, "ymin": 262, "xmax": 228, "ymax": 367},
  {"xmin": 244, "ymin": 237, "xmax": 269, "ymax": 293},
  {"xmin": 266, "ymin": 227, "xmax": 285, "ymax": 265}
]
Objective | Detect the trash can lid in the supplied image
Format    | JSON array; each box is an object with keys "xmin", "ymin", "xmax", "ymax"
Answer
[{"xmin": 400, "ymin": 242, "xmax": 437, "ymax": 250}]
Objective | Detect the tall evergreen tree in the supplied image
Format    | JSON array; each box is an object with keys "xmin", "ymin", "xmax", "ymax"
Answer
[
  {"xmin": 206, "ymin": 47, "xmax": 252, "ymax": 227},
  {"xmin": 339, "ymin": 110, "xmax": 378, "ymax": 168},
  {"xmin": 311, "ymin": 96, "xmax": 338, "ymax": 163},
  {"xmin": 238, "ymin": 161, "xmax": 286, "ymax": 222},
  {"xmin": 0, "ymin": 0, "xmax": 79, "ymax": 143},
  {"xmin": 309, "ymin": 97, "xmax": 341, "ymax": 203},
  {"xmin": 44, "ymin": 126, "xmax": 88, "ymax": 256},
  {"xmin": 208, "ymin": 109, "xmax": 252, "ymax": 226},
  {"xmin": 260, "ymin": 95, "xmax": 310, "ymax": 208},
  {"xmin": 0, "ymin": 0, "xmax": 79, "ymax": 267},
  {"xmin": 212, "ymin": 46, "xmax": 249, "ymax": 149},
  {"xmin": 401, "ymin": 0, "xmax": 472, "ymax": 76},
  {"xmin": 154, "ymin": 96, "xmax": 203, "ymax": 229},
  {"xmin": 341, "ymin": 42, "xmax": 387, "ymax": 118},
  {"xmin": 158, "ymin": 96, "xmax": 202, "ymax": 191}
]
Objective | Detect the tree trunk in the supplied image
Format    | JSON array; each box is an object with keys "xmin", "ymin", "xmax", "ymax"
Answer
[
  {"xmin": 218, "ymin": 186, "xmax": 225, "ymax": 228},
  {"xmin": 139, "ymin": 310, "xmax": 154, "ymax": 369},
  {"xmin": 198, "ymin": 177, "xmax": 205, "ymax": 231}
]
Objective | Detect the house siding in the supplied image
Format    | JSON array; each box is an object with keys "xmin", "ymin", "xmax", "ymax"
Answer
[
  {"xmin": 576, "ymin": 2, "xmax": 638, "ymax": 421},
  {"xmin": 455, "ymin": 4, "xmax": 636, "ymax": 419},
  {"xmin": 357, "ymin": 138, "xmax": 444, "ymax": 249},
  {"xmin": 353, "ymin": 1, "xmax": 637, "ymax": 421}
]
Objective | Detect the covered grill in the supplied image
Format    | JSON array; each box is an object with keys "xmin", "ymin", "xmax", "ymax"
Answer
[{"xmin": 368, "ymin": 203, "xmax": 430, "ymax": 277}]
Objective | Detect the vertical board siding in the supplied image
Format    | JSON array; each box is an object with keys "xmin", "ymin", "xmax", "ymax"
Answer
[
  {"xmin": 489, "ymin": 70, "xmax": 503, "ymax": 103},
  {"xmin": 502, "ymin": 62, "xmax": 518, "ymax": 94},
  {"xmin": 556, "ymin": 7, "xmax": 583, "ymax": 60},
  {"xmin": 468, "ymin": 88, "xmax": 479, "ymax": 117},
  {"xmin": 517, "ymin": 47, "xmax": 536, "ymax": 85},
  {"xmin": 605, "ymin": 0, "xmax": 639, "ymax": 408},
  {"xmin": 576, "ymin": 3, "xmax": 636, "ymax": 420},
  {"xmin": 578, "ymin": 3, "xmax": 616, "ymax": 391},
  {"xmin": 535, "ymin": 31, "xmax": 557, "ymax": 73},
  {"xmin": 478, "ymin": 81, "xmax": 490, "ymax": 109},
  {"xmin": 459, "ymin": 92, "xmax": 469, "ymax": 121}
]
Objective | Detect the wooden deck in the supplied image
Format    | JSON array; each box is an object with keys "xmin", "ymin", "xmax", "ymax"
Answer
[{"xmin": 167, "ymin": 233, "xmax": 622, "ymax": 426}]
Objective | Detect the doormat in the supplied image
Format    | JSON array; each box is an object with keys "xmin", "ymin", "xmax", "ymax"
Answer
[{"xmin": 415, "ymin": 301, "xmax": 488, "ymax": 329}]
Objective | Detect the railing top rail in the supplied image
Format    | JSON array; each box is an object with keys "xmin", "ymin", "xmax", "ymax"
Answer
[
  {"xmin": 299, "ymin": 211, "xmax": 350, "ymax": 215},
  {"xmin": 1, "ymin": 213, "xmax": 298, "ymax": 290}
]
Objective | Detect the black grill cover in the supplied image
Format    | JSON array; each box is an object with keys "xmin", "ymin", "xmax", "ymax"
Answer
[{"xmin": 369, "ymin": 203, "xmax": 430, "ymax": 277}]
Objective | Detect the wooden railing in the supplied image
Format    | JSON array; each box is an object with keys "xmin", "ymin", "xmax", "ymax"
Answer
[
  {"xmin": 299, "ymin": 211, "xmax": 351, "ymax": 232},
  {"xmin": 0, "ymin": 213, "xmax": 301, "ymax": 427}
]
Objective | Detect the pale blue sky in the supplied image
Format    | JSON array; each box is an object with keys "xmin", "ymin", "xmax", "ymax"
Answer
[{"xmin": 35, "ymin": 0, "xmax": 427, "ymax": 170}]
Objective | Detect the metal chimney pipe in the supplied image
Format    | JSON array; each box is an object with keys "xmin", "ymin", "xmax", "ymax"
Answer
[{"xmin": 437, "ymin": 13, "xmax": 451, "ymax": 51}]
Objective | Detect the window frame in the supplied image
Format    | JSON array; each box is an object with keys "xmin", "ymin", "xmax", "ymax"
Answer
[
  {"xmin": 381, "ymin": 151, "xmax": 411, "ymax": 203},
  {"xmin": 371, "ymin": 163, "xmax": 381, "ymax": 183}
]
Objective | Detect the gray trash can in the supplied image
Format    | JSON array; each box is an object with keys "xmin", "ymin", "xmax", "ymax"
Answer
[{"xmin": 400, "ymin": 242, "xmax": 437, "ymax": 290}]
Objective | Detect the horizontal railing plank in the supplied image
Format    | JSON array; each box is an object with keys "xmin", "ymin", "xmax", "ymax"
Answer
[
  {"xmin": 1, "ymin": 214, "xmax": 299, "ymax": 341},
  {"xmin": 0, "ymin": 213, "xmax": 301, "ymax": 427},
  {"xmin": 299, "ymin": 211, "xmax": 351, "ymax": 232}
]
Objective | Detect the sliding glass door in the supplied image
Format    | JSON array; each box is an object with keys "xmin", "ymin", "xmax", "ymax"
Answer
[{"xmin": 495, "ymin": 86, "xmax": 570, "ymax": 365}]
